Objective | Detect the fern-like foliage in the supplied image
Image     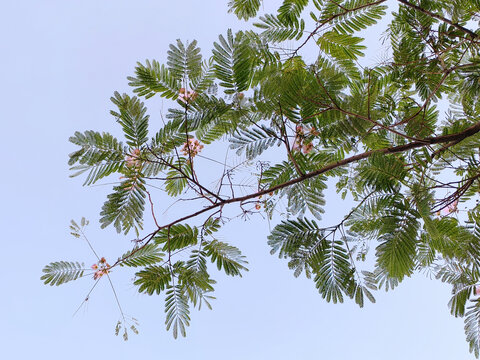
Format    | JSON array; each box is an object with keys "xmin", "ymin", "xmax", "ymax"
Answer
[
  {"xmin": 228, "ymin": 0, "xmax": 261, "ymax": 20},
  {"xmin": 68, "ymin": 131, "xmax": 125, "ymax": 186},
  {"xmin": 204, "ymin": 240, "xmax": 248, "ymax": 276},
  {"xmin": 134, "ymin": 265, "xmax": 172, "ymax": 295},
  {"xmin": 41, "ymin": 261, "xmax": 85, "ymax": 286},
  {"xmin": 466, "ymin": 302, "xmax": 480, "ymax": 358},
  {"xmin": 312, "ymin": 240, "xmax": 355, "ymax": 304},
  {"xmin": 110, "ymin": 92, "xmax": 150, "ymax": 148},
  {"xmin": 254, "ymin": 13, "xmax": 305, "ymax": 42},
  {"xmin": 119, "ymin": 243, "xmax": 164, "ymax": 267},
  {"xmin": 128, "ymin": 60, "xmax": 179, "ymax": 99},
  {"xmin": 100, "ymin": 177, "xmax": 146, "ymax": 234},
  {"xmin": 229, "ymin": 125, "xmax": 282, "ymax": 159},
  {"xmin": 268, "ymin": 218, "xmax": 326, "ymax": 280},
  {"xmin": 154, "ymin": 224, "xmax": 199, "ymax": 251},
  {"xmin": 167, "ymin": 40, "xmax": 202, "ymax": 82},
  {"xmin": 165, "ymin": 284, "xmax": 191, "ymax": 339},
  {"xmin": 179, "ymin": 251, "xmax": 216, "ymax": 309},
  {"xmin": 375, "ymin": 208, "xmax": 419, "ymax": 280},
  {"xmin": 213, "ymin": 29, "xmax": 256, "ymax": 94},
  {"xmin": 46, "ymin": 0, "xmax": 480, "ymax": 354},
  {"xmin": 277, "ymin": 0, "xmax": 309, "ymax": 26}
]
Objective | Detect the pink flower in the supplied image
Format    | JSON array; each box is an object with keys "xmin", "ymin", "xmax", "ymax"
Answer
[
  {"xmin": 181, "ymin": 138, "xmax": 204, "ymax": 157},
  {"xmin": 91, "ymin": 264, "xmax": 98, "ymax": 270},
  {"xmin": 475, "ymin": 285, "xmax": 480, "ymax": 296},
  {"xmin": 125, "ymin": 148, "xmax": 142, "ymax": 169},
  {"xmin": 178, "ymin": 88, "xmax": 198, "ymax": 103},
  {"xmin": 295, "ymin": 125, "xmax": 304, "ymax": 136},
  {"xmin": 291, "ymin": 140, "xmax": 301, "ymax": 151},
  {"xmin": 302, "ymin": 142, "xmax": 314, "ymax": 154}
]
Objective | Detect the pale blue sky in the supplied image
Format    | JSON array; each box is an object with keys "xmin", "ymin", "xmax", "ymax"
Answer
[{"xmin": 1, "ymin": 0, "xmax": 475, "ymax": 359}]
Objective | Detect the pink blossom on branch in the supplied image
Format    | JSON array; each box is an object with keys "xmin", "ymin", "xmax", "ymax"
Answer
[
  {"xmin": 125, "ymin": 148, "xmax": 142, "ymax": 169},
  {"xmin": 178, "ymin": 88, "xmax": 198, "ymax": 103},
  {"xmin": 181, "ymin": 138, "xmax": 204, "ymax": 157}
]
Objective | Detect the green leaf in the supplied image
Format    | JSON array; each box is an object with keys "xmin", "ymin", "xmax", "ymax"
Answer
[
  {"xmin": 254, "ymin": 14, "xmax": 305, "ymax": 42},
  {"xmin": 204, "ymin": 240, "xmax": 248, "ymax": 276},
  {"xmin": 465, "ymin": 301, "xmax": 480, "ymax": 357},
  {"xmin": 119, "ymin": 243, "xmax": 164, "ymax": 268},
  {"xmin": 110, "ymin": 92, "xmax": 149, "ymax": 148},
  {"xmin": 134, "ymin": 265, "xmax": 171, "ymax": 295},
  {"xmin": 312, "ymin": 240, "xmax": 355, "ymax": 304},
  {"xmin": 278, "ymin": 0, "xmax": 309, "ymax": 25},
  {"xmin": 228, "ymin": 0, "xmax": 261, "ymax": 20},
  {"xmin": 128, "ymin": 60, "xmax": 179, "ymax": 99},
  {"xmin": 317, "ymin": 31, "xmax": 366, "ymax": 61},
  {"xmin": 164, "ymin": 158, "xmax": 193, "ymax": 197},
  {"xmin": 213, "ymin": 29, "xmax": 255, "ymax": 94},
  {"xmin": 165, "ymin": 285, "xmax": 190, "ymax": 338},
  {"xmin": 68, "ymin": 130, "xmax": 125, "ymax": 186},
  {"xmin": 41, "ymin": 261, "xmax": 85, "ymax": 286},
  {"xmin": 155, "ymin": 224, "xmax": 199, "ymax": 251},
  {"xmin": 100, "ymin": 177, "xmax": 146, "ymax": 234},
  {"xmin": 167, "ymin": 39, "xmax": 203, "ymax": 83},
  {"xmin": 376, "ymin": 210, "xmax": 419, "ymax": 280},
  {"xmin": 229, "ymin": 125, "xmax": 282, "ymax": 159}
]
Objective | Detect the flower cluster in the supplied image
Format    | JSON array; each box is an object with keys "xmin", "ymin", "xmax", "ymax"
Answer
[
  {"xmin": 181, "ymin": 138, "xmax": 204, "ymax": 157},
  {"xmin": 91, "ymin": 257, "xmax": 110, "ymax": 280},
  {"xmin": 125, "ymin": 148, "xmax": 142, "ymax": 170},
  {"xmin": 291, "ymin": 125, "xmax": 316, "ymax": 154},
  {"xmin": 178, "ymin": 88, "xmax": 198, "ymax": 103}
]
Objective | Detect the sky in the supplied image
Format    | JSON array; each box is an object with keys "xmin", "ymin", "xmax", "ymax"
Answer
[{"xmin": 1, "ymin": 0, "xmax": 476, "ymax": 359}]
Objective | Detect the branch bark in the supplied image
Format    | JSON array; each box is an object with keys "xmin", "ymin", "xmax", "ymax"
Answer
[{"xmin": 112, "ymin": 119, "xmax": 480, "ymax": 268}]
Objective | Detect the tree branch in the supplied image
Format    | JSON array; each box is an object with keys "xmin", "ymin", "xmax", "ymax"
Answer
[
  {"xmin": 112, "ymin": 119, "xmax": 480, "ymax": 268},
  {"xmin": 397, "ymin": 0, "xmax": 478, "ymax": 39}
]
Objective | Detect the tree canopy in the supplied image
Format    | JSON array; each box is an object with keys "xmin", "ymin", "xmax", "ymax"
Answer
[{"xmin": 42, "ymin": 0, "xmax": 480, "ymax": 355}]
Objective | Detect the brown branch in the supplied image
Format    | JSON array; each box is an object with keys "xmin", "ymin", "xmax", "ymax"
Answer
[
  {"xmin": 112, "ymin": 119, "xmax": 480, "ymax": 268},
  {"xmin": 146, "ymin": 190, "xmax": 160, "ymax": 228},
  {"xmin": 277, "ymin": 102, "xmax": 305, "ymax": 177},
  {"xmin": 397, "ymin": 0, "xmax": 478, "ymax": 39}
]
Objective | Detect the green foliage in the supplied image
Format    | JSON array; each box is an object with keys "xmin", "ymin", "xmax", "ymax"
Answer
[
  {"xmin": 41, "ymin": 261, "xmax": 85, "ymax": 286},
  {"xmin": 278, "ymin": 0, "xmax": 309, "ymax": 25},
  {"xmin": 229, "ymin": 125, "xmax": 282, "ymax": 159},
  {"xmin": 68, "ymin": 131, "xmax": 125, "ymax": 186},
  {"xmin": 254, "ymin": 13, "xmax": 305, "ymax": 42},
  {"xmin": 155, "ymin": 224, "xmax": 199, "ymax": 251},
  {"xmin": 119, "ymin": 243, "xmax": 164, "ymax": 268},
  {"xmin": 165, "ymin": 285, "xmax": 191, "ymax": 339},
  {"xmin": 228, "ymin": 0, "xmax": 261, "ymax": 21},
  {"xmin": 312, "ymin": 240, "xmax": 354, "ymax": 304},
  {"xmin": 100, "ymin": 177, "xmax": 146, "ymax": 234},
  {"xmin": 466, "ymin": 302, "xmax": 480, "ymax": 358},
  {"xmin": 317, "ymin": 32, "xmax": 366, "ymax": 61},
  {"xmin": 110, "ymin": 92, "xmax": 150, "ymax": 148},
  {"xmin": 167, "ymin": 40, "xmax": 202, "ymax": 82},
  {"xmin": 213, "ymin": 29, "xmax": 256, "ymax": 94},
  {"xmin": 128, "ymin": 60, "xmax": 179, "ymax": 99},
  {"xmin": 134, "ymin": 265, "xmax": 171, "ymax": 295},
  {"xmin": 204, "ymin": 240, "xmax": 248, "ymax": 276},
  {"xmin": 45, "ymin": 0, "xmax": 480, "ymax": 354}
]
